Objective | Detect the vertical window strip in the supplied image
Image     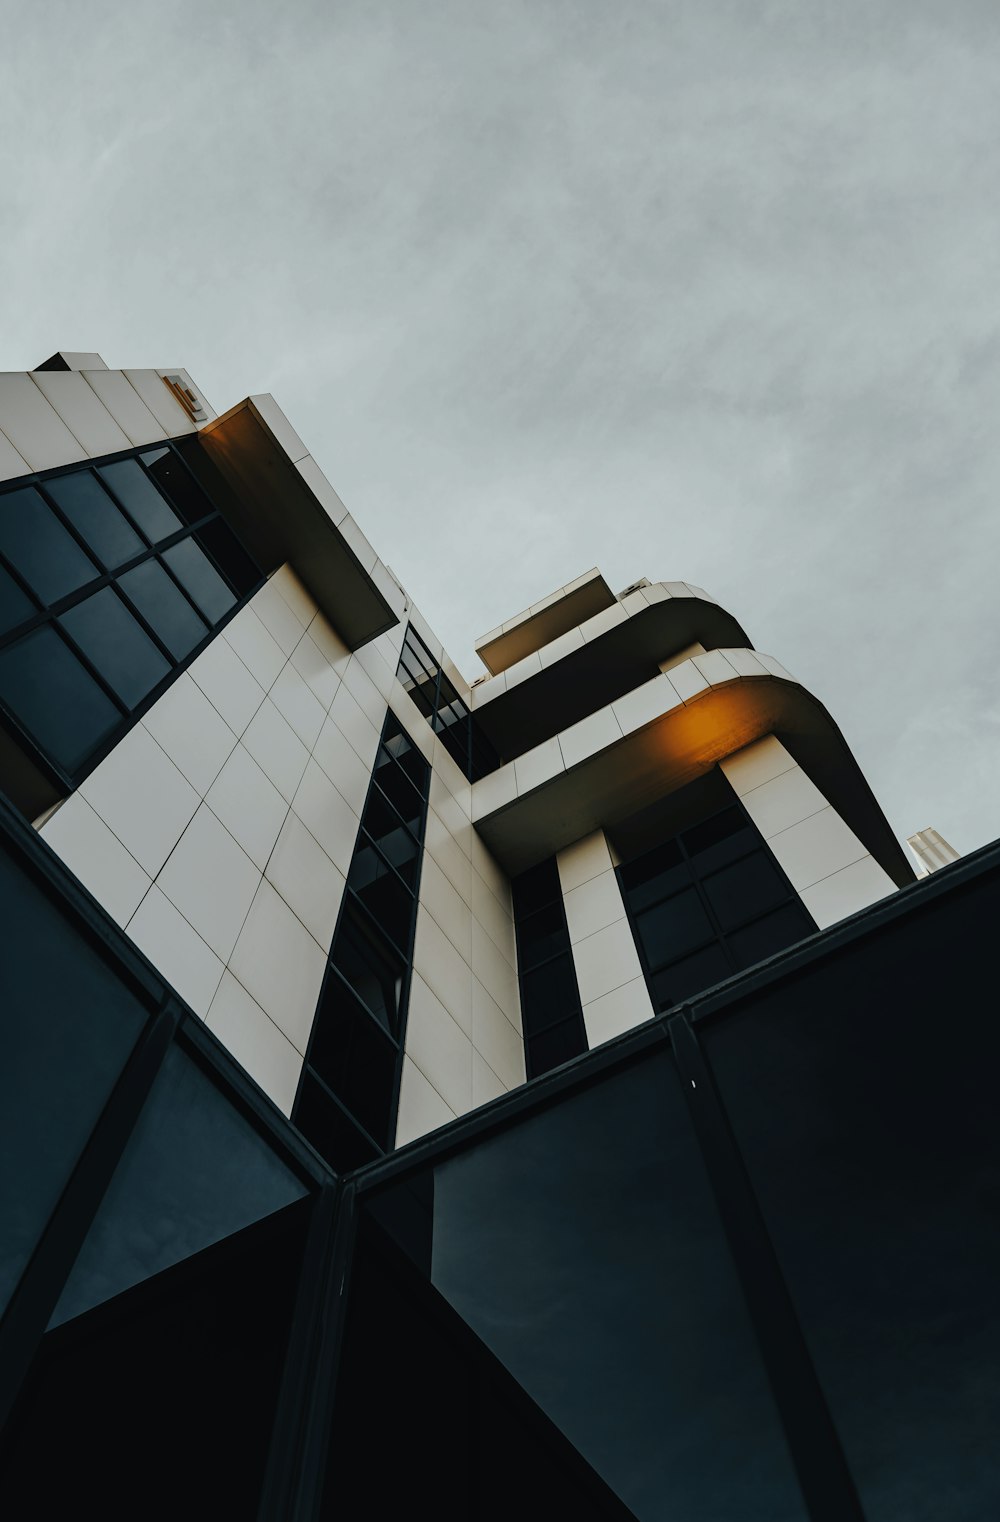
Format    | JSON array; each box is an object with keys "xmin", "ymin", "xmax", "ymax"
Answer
[
  {"xmin": 512, "ymin": 857, "xmax": 588, "ymax": 1078},
  {"xmin": 293, "ymin": 711, "xmax": 431, "ymax": 1172},
  {"xmin": 395, "ymin": 625, "xmax": 500, "ymax": 782}
]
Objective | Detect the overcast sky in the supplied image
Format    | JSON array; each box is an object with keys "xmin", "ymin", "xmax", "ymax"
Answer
[{"xmin": 3, "ymin": 0, "xmax": 999, "ymax": 855}]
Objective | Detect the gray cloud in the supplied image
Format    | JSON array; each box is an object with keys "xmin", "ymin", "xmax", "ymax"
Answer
[{"xmin": 3, "ymin": 0, "xmax": 1000, "ymax": 852}]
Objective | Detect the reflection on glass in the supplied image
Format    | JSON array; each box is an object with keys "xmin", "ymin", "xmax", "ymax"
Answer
[
  {"xmin": 0, "ymin": 487, "xmax": 98, "ymax": 603},
  {"xmin": 0, "ymin": 561, "xmax": 36, "ymax": 637},
  {"xmin": 44, "ymin": 471, "xmax": 145, "ymax": 570},
  {"xmin": 162, "ymin": 537, "xmax": 236, "ymax": 623},
  {"xmin": 60, "ymin": 586, "xmax": 171, "ymax": 707},
  {"xmin": 51, "ymin": 1043, "xmax": 309, "ymax": 1327},
  {"xmin": 0, "ymin": 625, "xmax": 121, "ymax": 771},
  {"xmin": 371, "ymin": 1049, "xmax": 805, "ymax": 1520}
]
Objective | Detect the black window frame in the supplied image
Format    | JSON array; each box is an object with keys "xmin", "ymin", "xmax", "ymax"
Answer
[
  {"xmin": 512, "ymin": 856, "xmax": 588, "ymax": 1079},
  {"xmin": 396, "ymin": 626, "xmax": 501, "ymax": 783}
]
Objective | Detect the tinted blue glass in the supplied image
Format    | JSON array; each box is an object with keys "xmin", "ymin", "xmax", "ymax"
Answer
[
  {"xmin": 0, "ymin": 625, "xmax": 120, "ymax": 771},
  {"xmin": 60, "ymin": 586, "xmax": 171, "ymax": 707},
  {"xmin": 98, "ymin": 459, "xmax": 181, "ymax": 544},
  {"xmin": 702, "ymin": 850, "xmax": 788, "ymax": 932},
  {"xmin": 636, "ymin": 885, "xmax": 714, "ymax": 967},
  {"xmin": 118, "ymin": 558, "xmax": 208, "ymax": 660},
  {"xmin": 44, "ymin": 471, "xmax": 145, "ymax": 570},
  {"xmin": 162, "ymin": 536, "xmax": 236, "ymax": 622},
  {"xmin": 0, "ymin": 486, "xmax": 99, "ymax": 603},
  {"xmin": 377, "ymin": 1049, "xmax": 806, "ymax": 1520},
  {"xmin": 51, "ymin": 1043, "xmax": 309, "ymax": 1327},
  {"xmin": 0, "ymin": 560, "xmax": 36, "ymax": 635},
  {"xmin": 0, "ymin": 847, "xmax": 146, "ymax": 1314}
]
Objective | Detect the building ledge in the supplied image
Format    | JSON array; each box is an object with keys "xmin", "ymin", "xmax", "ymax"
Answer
[
  {"xmin": 475, "ymin": 569, "xmax": 616, "ymax": 676},
  {"xmin": 196, "ymin": 395, "xmax": 403, "ymax": 650},
  {"xmin": 471, "ymin": 649, "xmax": 916, "ymax": 887}
]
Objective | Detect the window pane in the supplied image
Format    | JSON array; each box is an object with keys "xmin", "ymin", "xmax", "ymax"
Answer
[
  {"xmin": 118, "ymin": 558, "xmax": 208, "ymax": 661},
  {"xmin": 636, "ymin": 886, "xmax": 714, "ymax": 968},
  {"xmin": 329, "ymin": 914, "xmax": 403, "ymax": 1034},
  {"xmin": 308, "ymin": 981, "xmax": 398, "ymax": 1145},
  {"xmin": 50, "ymin": 1043, "xmax": 309, "ymax": 1327},
  {"xmin": 0, "ymin": 847, "xmax": 147, "ymax": 1316},
  {"xmin": 512, "ymin": 858, "xmax": 561, "ymax": 918},
  {"xmin": 195, "ymin": 517, "xmax": 261, "ymax": 597},
  {"xmin": 727, "ymin": 903, "xmax": 813, "ymax": 970},
  {"xmin": 44, "ymin": 471, "xmax": 145, "ymax": 570},
  {"xmin": 0, "ymin": 487, "xmax": 99, "ymax": 603},
  {"xmin": 60, "ymin": 587, "xmax": 171, "ymax": 708},
  {"xmin": 362, "ymin": 814, "xmax": 419, "ymax": 885},
  {"xmin": 0, "ymin": 561, "xmax": 36, "ymax": 636},
  {"xmin": 349, "ymin": 853, "xmax": 414, "ymax": 954},
  {"xmin": 520, "ymin": 954, "xmax": 583, "ymax": 1034},
  {"xmin": 682, "ymin": 807, "xmax": 757, "ymax": 874},
  {"xmin": 516, "ymin": 900, "xmax": 566, "ymax": 971},
  {"xmin": 142, "ymin": 447, "xmax": 213, "ymax": 525},
  {"xmin": 370, "ymin": 758, "xmax": 424, "ymax": 833},
  {"xmin": 0, "ymin": 625, "xmax": 121, "ymax": 772},
  {"xmin": 651, "ymin": 943, "xmax": 732, "ymax": 1010},
  {"xmin": 162, "ymin": 537, "xmax": 237, "ymax": 623},
  {"xmin": 296, "ymin": 1073, "xmax": 380, "ymax": 1172},
  {"xmin": 528, "ymin": 1016, "xmax": 588, "ymax": 1076},
  {"xmin": 98, "ymin": 459, "xmax": 182, "ymax": 544},
  {"xmin": 702, "ymin": 851, "xmax": 788, "ymax": 932},
  {"xmin": 618, "ymin": 839, "xmax": 689, "ymax": 911}
]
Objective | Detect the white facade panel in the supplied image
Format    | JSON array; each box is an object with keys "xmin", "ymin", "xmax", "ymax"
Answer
[
  {"xmin": 40, "ymin": 792, "xmax": 151, "ymax": 928},
  {"xmin": 229, "ymin": 879, "xmax": 328, "ymax": 1055},
  {"xmin": 126, "ymin": 885, "xmax": 225, "ymax": 1016},
  {"xmin": 206, "ymin": 972, "xmax": 303, "ymax": 1117},
  {"xmin": 80, "ymin": 370, "xmax": 168, "ymax": 448},
  {"xmin": 29, "ymin": 371, "xmax": 132, "ymax": 457},
  {"xmin": 0, "ymin": 373, "xmax": 88, "ymax": 470}
]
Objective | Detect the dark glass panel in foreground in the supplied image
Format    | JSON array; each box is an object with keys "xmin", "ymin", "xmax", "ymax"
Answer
[
  {"xmin": 0, "ymin": 847, "xmax": 147, "ymax": 1315},
  {"xmin": 369, "ymin": 1048, "xmax": 805, "ymax": 1520},
  {"xmin": 44, "ymin": 470, "xmax": 145, "ymax": 570},
  {"xmin": 0, "ymin": 625, "xmax": 121, "ymax": 771},
  {"xmin": 59, "ymin": 586, "xmax": 171, "ymax": 707},
  {"xmin": 1, "ymin": 1204, "xmax": 307, "ymax": 1521},
  {"xmin": 50, "ymin": 1043, "xmax": 308, "ymax": 1327},
  {"xmin": 0, "ymin": 487, "xmax": 98, "ymax": 603},
  {"xmin": 326, "ymin": 1210, "xmax": 639, "ymax": 1521},
  {"xmin": 701, "ymin": 879, "xmax": 1000, "ymax": 1520}
]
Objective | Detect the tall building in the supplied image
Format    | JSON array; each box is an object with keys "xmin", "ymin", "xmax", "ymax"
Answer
[{"xmin": 0, "ymin": 353, "xmax": 996, "ymax": 1520}]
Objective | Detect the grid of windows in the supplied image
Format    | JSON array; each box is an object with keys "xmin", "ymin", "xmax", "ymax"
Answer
[
  {"xmin": 396, "ymin": 625, "xmax": 501, "ymax": 782},
  {"xmin": 294, "ymin": 711, "xmax": 430, "ymax": 1172},
  {"xmin": 617, "ymin": 802, "xmax": 816, "ymax": 1012},
  {"xmin": 512, "ymin": 858, "xmax": 588, "ymax": 1078},
  {"xmin": 0, "ymin": 445, "xmax": 263, "ymax": 787}
]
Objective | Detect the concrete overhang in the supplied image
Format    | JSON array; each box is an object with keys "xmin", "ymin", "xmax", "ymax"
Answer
[
  {"xmin": 475, "ymin": 569, "xmax": 616, "ymax": 676},
  {"xmin": 471, "ymin": 650, "xmax": 916, "ymax": 888},
  {"xmin": 472, "ymin": 582, "xmax": 752, "ymax": 761},
  {"xmin": 194, "ymin": 395, "xmax": 401, "ymax": 650}
]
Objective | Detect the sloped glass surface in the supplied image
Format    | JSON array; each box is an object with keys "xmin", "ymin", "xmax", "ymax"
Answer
[
  {"xmin": 50, "ymin": 1043, "xmax": 309, "ymax": 1327},
  {"xmin": 367, "ymin": 1048, "xmax": 806, "ymax": 1520}
]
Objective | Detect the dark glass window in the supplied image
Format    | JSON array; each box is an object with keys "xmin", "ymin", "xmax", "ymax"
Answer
[
  {"xmin": 295, "ymin": 709, "xmax": 431, "ymax": 1170},
  {"xmin": 618, "ymin": 790, "xmax": 816, "ymax": 1014},
  {"xmin": 59, "ymin": 587, "xmax": 171, "ymax": 708},
  {"xmin": 0, "ymin": 445, "xmax": 264, "ymax": 788},
  {"xmin": 0, "ymin": 562, "xmax": 36, "ymax": 637},
  {"xmin": 395, "ymin": 624, "xmax": 501, "ymax": 781},
  {"xmin": 512, "ymin": 856, "xmax": 587, "ymax": 1077},
  {"xmin": 118, "ymin": 558, "xmax": 208, "ymax": 661},
  {"xmin": 44, "ymin": 471, "xmax": 145, "ymax": 570},
  {"xmin": 98, "ymin": 457, "xmax": 182, "ymax": 543},
  {"xmin": 162, "ymin": 537, "xmax": 236, "ymax": 623},
  {"xmin": 0, "ymin": 625, "xmax": 121, "ymax": 772},
  {"xmin": 0, "ymin": 487, "xmax": 98, "ymax": 602}
]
